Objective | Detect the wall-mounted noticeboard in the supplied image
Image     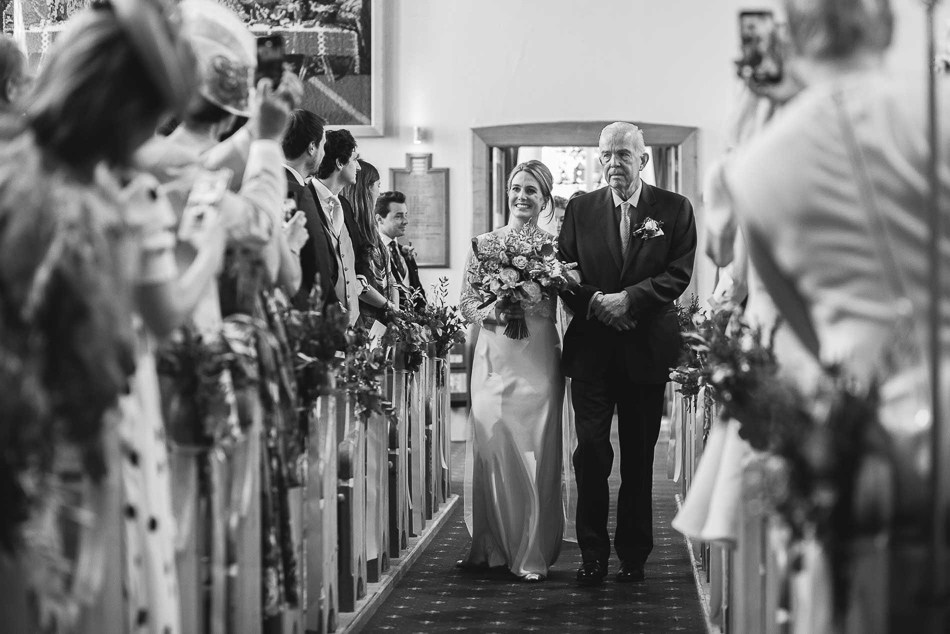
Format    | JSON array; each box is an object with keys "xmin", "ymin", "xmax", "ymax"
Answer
[{"xmin": 390, "ymin": 154, "xmax": 449, "ymax": 267}]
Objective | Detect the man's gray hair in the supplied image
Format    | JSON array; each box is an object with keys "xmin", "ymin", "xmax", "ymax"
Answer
[{"xmin": 600, "ymin": 122, "xmax": 646, "ymax": 157}]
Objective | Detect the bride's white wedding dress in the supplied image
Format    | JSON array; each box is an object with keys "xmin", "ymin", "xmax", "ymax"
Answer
[{"xmin": 459, "ymin": 226, "xmax": 564, "ymax": 578}]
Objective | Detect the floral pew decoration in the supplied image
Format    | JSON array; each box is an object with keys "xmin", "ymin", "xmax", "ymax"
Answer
[
  {"xmin": 382, "ymin": 277, "xmax": 469, "ymax": 371},
  {"xmin": 282, "ymin": 286, "xmax": 349, "ymax": 414},
  {"xmin": 413, "ymin": 277, "xmax": 468, "ymax": 359},
  {"xmin": 669, "ymin": 293, "xmax": 707, "ymax": 411},
  {"xmin": 674, "ymin": 303, "xmax": 894, "ymax": 623}
]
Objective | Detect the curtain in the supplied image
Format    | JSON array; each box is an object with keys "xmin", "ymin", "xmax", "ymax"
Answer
[
  {"xmin": 491, "ymin": 147, "xmax": 519, "ymax": 230},
  {"xmin": 652, "ymin": 145, "xmax": 680, "ymax": 193}
]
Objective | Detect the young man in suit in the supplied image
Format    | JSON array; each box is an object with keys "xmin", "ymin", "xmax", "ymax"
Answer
[
  {"xmin": 558, "ymin": 122, "xmax": 697, "ymax": 586},
  {"xmin": 311, "ymin": 129, "xmax": 365, "ymax": 327},
  {"xmin": 281, "ymin": 108, "xmax": 339, "ymax": 308},
  {"xmin": 375, "ymin": 190, "xmax": 426, "ymax": 309}
]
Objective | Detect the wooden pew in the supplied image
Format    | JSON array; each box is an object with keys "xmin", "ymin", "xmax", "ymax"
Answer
[
  {"xmin": 306, "ymin": 390, "xmax": 338, "ymax": 634},
  {"xmin": 365, "ymin": 404, "xmax": 390, "ymax": 584},
  {"xmin": 437, "ymin": 354, "xmax": 452, "ymax": 501},
  {"xmin": 425, "ymin": 343, "xmax": 440, "ymax": 515},
  {"xmin": 337, "ymin": 391, "xmax": 367, "ymax": 613},
  {"xmin": 389, "ymin": 353, "xmax": 411, "ymax": 555},
  {"xmin": 409, "ymin": 371, "xmax": 426, "ymax": 536}
]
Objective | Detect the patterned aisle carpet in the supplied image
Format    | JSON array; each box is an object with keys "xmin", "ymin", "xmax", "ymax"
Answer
[{"xmin": 363, "ymin": 420, "xmax": 706, "ymax": 633}]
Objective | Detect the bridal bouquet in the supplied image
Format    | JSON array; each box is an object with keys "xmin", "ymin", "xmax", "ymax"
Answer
[{"xmin": 469, "ymin": 225, "xmax": 578, "ymax": 340}]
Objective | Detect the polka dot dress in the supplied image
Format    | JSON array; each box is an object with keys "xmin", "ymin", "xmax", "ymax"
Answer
[
  {"xmin": 116, "ymin": 182, "xmax": 182, "ymax": 633},
  {"xmin": 118, "ymin": 340, "xmax": 181, "ymax": 634}
]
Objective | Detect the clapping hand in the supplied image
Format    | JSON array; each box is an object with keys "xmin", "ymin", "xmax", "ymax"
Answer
[
  {"xmin": 592, "ymin": 292, "xmax": 636, "ymax": 332},
  {"xmin": 274, "ymin": 70, "xmax": 305, "ymax": 110},
  {"xmin": 283, "ymin": 210, "xmax": 308, "ymax": 254},
  {"xmin": 252, "ymin": 78, "xmax": 292, "ymax": 141}
]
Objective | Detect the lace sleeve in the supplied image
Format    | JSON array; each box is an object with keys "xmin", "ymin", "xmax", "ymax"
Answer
[{"xmin": 459, "ymin": 246, "xmax": 492, "ymax": 325}]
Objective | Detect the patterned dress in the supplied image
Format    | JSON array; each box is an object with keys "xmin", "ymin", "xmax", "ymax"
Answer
[
  {"xmin": 116, "ymin": 174, "xmax": 183, "ymax": 634},
  {"xmin": 0, "ymin": 128, "xmax": 179, "ymax": 633}
]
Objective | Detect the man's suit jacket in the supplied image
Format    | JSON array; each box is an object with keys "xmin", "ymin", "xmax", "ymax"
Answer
[
  {"xmin": 558, "ymin": 183, "xmax": 697, "ymax": 384},
  {"xmin": 285, "ymin": 169, "xmax": 338, "ymax": 308}
]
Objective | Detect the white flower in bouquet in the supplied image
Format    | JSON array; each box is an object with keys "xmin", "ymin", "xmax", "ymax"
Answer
[
  {"xmin": 499, "ymin": 267, "xmax": 520, "ymax": 287},
  {"xmin": 512, "ymin": 255, "xmax": 529, "ymax": 270},
  {"xmin": 521, "ymin": 280, "xmax": 543, "ymax": 306}
]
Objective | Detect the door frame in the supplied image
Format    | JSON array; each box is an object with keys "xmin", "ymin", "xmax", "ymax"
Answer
[{"xmin": 470, "ymin": 121, "xmax": 699, "ymax": 236}]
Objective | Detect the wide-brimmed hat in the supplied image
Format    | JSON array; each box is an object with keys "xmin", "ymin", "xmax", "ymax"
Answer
[{"xmin": 178, "ymin": 0, "xmax": 256, "ymax": 117}]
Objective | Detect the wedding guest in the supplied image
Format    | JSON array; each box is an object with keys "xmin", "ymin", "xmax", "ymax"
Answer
[
  {"xmin": 0, "ymin": 0, "xmax": 208, "ymax": 630},
  {"xmin": 280, "ymin": 108, "xmax": 340, "ymax": 308},
  {"xmin": 552, "ymin": 195, "xmax": 569, "ymax": 235},
  {"xmin": 135, "ymin": 3, "xmax": 307, "ymax": 628},
  {"xmin": 313, "ymin": 129, "xmax": 363, "ymax": 326},
  {"xmin": 137, "ymin": 0, "xmax": 298, "ymax": 322},
  {"xmin": 376, "ymin": 190, "xmax": 427, "ymax": 309},
  {"xmin": 341, "ymin": 158, "xmax": 398, "ymax": 325},
  {"xmin": 723, "ymin": 0, "xmax": 950, "ymax": 627}
]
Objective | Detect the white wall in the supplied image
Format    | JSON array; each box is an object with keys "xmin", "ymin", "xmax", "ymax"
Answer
[{"xmin": 357, "ymin": 0, "xmax": 940, "ymax": 302}]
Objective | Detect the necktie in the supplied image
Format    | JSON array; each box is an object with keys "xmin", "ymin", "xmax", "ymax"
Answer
[
  {"xmin": 620, "ymin": 201, "xmax": 633, "ymax": 257},
  {"xmin": 326, "ymin": 194, "xmax": 343, "ymax": 235},
  {"xmin": 389, "ymin": 240, "xmax": 406, "ymax": 279}
]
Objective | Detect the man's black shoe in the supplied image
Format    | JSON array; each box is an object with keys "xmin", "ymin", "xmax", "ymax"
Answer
[
  {"xmin": 576, "ymin": 561, "xmax": 607, "ymax": 586},
  {"xmin": 616, "ymin": 561, "xmax": 645, "ymax": 583}
]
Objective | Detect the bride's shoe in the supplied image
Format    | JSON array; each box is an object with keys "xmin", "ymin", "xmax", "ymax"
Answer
[{"xmin": 522, "ymin": 573, "xmax": 544, "ymax": 582}]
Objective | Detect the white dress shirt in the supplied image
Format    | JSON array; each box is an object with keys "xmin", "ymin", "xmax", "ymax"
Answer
[
  {"xmin": 610, "ymin": 181, "xmax": 643, "ymax": 215},
  {"xmin": 312, "ymin": 179, "xmax": 360, "ymax": 325}
]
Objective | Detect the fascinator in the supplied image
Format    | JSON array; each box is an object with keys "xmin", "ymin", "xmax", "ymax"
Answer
[{"xmin": 178, "ymin": 0, "xmax": 256, "ymax": 117}]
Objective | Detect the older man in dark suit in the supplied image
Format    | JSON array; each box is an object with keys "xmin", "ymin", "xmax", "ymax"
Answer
[{"xmin": 558, "ymin": 122, "xmax": 697, "ymax": 586}]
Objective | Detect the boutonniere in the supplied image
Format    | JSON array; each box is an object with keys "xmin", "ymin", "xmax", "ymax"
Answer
[
  {"xmin": 401, "ymin": 244, "xmax": 418, "ymax": 260},
  {"xmin": 632, "ymin": 217, "xmax": 664, "ymax": 240}
]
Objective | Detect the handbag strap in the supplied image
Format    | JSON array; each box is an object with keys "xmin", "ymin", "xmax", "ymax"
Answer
[
  {"xmin": 831, "ymin": 86, "xmax": 926, "ymax": 362},
  {"xmin": 832, "ymin": 88, "xmax": 914, "ymax": 316}
]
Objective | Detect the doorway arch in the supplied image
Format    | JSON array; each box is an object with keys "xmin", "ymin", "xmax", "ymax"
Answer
[{"xmin": 470, "ymin": 121, "xmax": 700, "ymax": 236}]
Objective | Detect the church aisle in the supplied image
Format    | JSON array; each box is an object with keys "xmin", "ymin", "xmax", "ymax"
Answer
[{"xmin": 363, "ymin": 422, "xmax": 706, "ymax": 633}]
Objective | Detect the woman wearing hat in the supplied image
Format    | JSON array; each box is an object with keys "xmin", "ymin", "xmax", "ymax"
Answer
[{"xmin": 0, "ymin": 0, "xmax": 219, "ymax": 631}]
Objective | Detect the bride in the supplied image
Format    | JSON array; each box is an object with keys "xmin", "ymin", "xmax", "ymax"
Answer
[{"xmin": 458, "ymin": 160, "xmax": 565, "ymax": 582}]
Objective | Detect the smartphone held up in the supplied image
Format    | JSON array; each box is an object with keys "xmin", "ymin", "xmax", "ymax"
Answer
[
  {"xmin": 736, "ymin": 10, "xmax": 783, "ymax": 85},
  {"xmin": 255, "ymin": 35, "xmax": 285, "ymax": 88}
]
